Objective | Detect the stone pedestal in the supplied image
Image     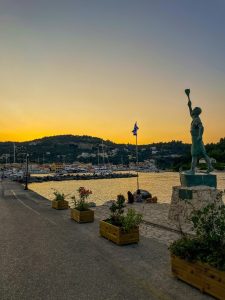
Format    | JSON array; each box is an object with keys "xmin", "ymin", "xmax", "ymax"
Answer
[
  {"xmin": 168, "ymin": 173, "xmax": 223, "ymax": 228},
  {"xmin": 180, "ymin": 173, "xmax": 217, "ymax": 188}
]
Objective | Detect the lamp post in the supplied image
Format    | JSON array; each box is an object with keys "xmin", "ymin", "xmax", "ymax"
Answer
[{"xmin": 24, "ymin": 153, "xmax": 29, "ymax": 190}]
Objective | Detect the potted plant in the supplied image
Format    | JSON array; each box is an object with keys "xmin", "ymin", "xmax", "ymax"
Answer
[
  {"xmin": 52, "ymin": 190, "xmax": 69, "ymax": 210},
  {"xmin": 169, "ymin": 203, "xmax": 225, "ymax": 299},
  {"xmin": 70, "ymin": 187, "xmax": 94, "ymax": 223},
  {"xmin": 100, "ymin": 194, "xmax": 142, "ymax": 245}
]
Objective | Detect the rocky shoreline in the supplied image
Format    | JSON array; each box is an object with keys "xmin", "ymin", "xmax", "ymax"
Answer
[{"xmin": 20, "ymin": 172, "xmax": 137, "ymax": 183}]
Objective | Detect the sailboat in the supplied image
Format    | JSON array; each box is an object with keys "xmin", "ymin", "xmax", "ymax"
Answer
[{"xmin": 93, "ymin": 141, "xmax": 112, "ymax": 175}]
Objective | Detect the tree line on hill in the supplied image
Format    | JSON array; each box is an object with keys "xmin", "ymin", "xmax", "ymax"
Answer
[{"xmin": 0, "ymin": 135, "xmax": 224, "ymax": 171}]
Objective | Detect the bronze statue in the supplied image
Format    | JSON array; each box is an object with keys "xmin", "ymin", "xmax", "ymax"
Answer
[{"xmin": 185, "ymin": 89, "xmax": 213, "ymax": 174}]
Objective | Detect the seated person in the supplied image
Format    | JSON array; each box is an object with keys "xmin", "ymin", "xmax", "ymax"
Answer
[
  {"xmin": 136, "ymin": 189, "xmax": 142, "ymax": 203},
  {"xmin": 127, "ymin": 191, "xmax": 134, "ymax": 204}
]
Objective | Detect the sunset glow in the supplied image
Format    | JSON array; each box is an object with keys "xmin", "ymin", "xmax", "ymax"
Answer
[{"xmin": 0, "ymin": 1, "xmax": 225, "ymax": 144}]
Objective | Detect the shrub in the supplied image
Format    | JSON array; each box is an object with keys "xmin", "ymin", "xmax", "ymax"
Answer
[
  {"xmin": 191, "ymin": 203, "xmax": 225, "ymax": 247},
  {"xmin": 109, "ymin": 194, "xmax": 126, "ymax": 225},
  {"xmin": 108, "ymin": 195, "xmax": 142, "ymax": 231},
  {"xmin": 169, "ymin": 203, "xmax": 225, "ymax": 271},
  {"xmin": 121, "ymin": 208, "xmax": 142, "ymax": 232},
  {"xmin": 53, "ymin": 190, "xmax": 66, "ymax": 201}
]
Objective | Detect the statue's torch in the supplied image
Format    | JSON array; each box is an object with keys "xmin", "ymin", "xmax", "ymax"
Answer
[{"xmin": 185, "ymin": 89, "xmax": 191, "ymax": 101}]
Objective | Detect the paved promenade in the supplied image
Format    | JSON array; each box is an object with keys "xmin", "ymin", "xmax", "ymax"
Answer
[{"xmin": 0, "ymin": 180, "xmax": 212, "ymax": 300}]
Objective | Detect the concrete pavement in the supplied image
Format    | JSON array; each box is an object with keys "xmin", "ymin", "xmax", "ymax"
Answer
[{"xmin": 0, "ymin": 180, "xmax": 213, "ymax": 300}]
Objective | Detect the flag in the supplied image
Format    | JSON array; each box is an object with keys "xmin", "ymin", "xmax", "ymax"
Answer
[{"xmin": 132, "ymin": 122, "xmax": 139, "ymax": 136}]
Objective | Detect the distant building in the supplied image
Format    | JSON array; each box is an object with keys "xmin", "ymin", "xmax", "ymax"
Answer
[
  {"xmin": 110, "ymin": 149, "xmax": 119, "ymax": 156},
  {"xmin": 78, "ymin": 143, "xmax": 93, "ymax": 150},
  {"xmin": 51, "ymin": 163, "xmax": 64, "ymax": 172},
  {"xmin": 199, "ymin": 157, "xmax": 216, "ymax": 164},
  {"xmin": 77, "ymin": 152, "xmax": 96, "ymax": 159},
  {"xmin": 152, "ymin": 151, "xmax": 158, "ymax": 155},
  {"xmin": 170, "ymin": 154, "xmax": 182, "ymax": 158}
]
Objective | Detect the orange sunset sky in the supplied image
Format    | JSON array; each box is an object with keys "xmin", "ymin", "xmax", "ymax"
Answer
[{"xmin": 0, "ymin": 1, "xmax": 225, "ymax": 145}]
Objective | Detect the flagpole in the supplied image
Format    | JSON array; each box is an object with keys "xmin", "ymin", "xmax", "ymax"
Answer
[
  {"xmin": 136, "ymin": 133, "xmax": 139, "ymax": 190},
  {"xmin": 132, "ymin": 122, "xmax": 139, "ymax": 191}
]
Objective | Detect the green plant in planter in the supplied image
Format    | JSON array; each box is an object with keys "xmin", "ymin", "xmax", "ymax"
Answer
[
  {"xmin": 108, "ymin": 195, "xmax": 142, "ymax": 231},
  {"xmin": 72, "ymin": 187, "xmax": 92, "ymax": 211},
  {"xmin": 169, "ymin": 203, "xmax": 225, "ymax": 271},
  {"xmin": 121, "ymin": 208, "xmax": 143, "ymax": 232},
  {"xmin": 191, "ymin": 203, "xmax": 225, "ymax": 246},
  {"xmin": 109, "ymin": 194, "xmax": 126, "ymax": 226},
  {"xmin": 53, "ymin": 190, "xmax": 66, "ymax": 201}
]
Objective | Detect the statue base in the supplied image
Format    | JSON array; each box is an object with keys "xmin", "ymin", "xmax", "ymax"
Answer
[
  {"xmin": 180, "ymin": 172, "xmax": 217, "ymax": 188},
  {"xmin": 168, "ymin": 173, "xmax": 223, "ymax": 228}
]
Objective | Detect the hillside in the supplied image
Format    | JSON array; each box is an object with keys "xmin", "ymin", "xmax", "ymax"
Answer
[{"xmin": 0, "ymin": 135, "xmax": 224, "ymax": 170}]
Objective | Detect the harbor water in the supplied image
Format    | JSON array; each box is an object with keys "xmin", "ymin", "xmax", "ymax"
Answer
[{"xmin": 29, "ymin": 172, "xmax": 225, "ymax": 206}]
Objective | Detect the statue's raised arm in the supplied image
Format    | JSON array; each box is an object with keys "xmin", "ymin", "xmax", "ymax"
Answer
[{"xmin": 185, "ymin": 89, "xmax": 192, "ymax": 116}]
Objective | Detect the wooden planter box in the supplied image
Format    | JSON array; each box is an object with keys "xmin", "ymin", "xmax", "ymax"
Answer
[
  {"xmin": 71, "ymin": 208, "xmax": 94, "ymax": 223},
  {"xmin": 99, "ymin": 220, "xmax": 139, "ymax": 245},
  {"xmin": 171, "ymin": 255, "xmax": 225, "ymax": 300},
  {"xmin": 52, "ymin": 200, "xmax": 69, "ymax": 210}
]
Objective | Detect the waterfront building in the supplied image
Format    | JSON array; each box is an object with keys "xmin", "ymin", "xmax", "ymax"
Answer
[{"xmin": 51, "ymin": 162, "xmax": 64, "ymax": 173}]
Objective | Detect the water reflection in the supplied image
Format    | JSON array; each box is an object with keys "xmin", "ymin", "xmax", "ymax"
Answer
[{"xmin": 30, "ymin": 172, "xmax": 225, "ymax": 205}]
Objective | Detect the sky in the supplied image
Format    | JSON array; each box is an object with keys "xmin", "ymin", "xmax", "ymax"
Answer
[{"xmin": 0, "ymin": 0, "xmax": 225, "ymax": 144}]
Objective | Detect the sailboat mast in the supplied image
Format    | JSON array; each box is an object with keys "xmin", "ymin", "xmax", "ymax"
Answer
[
  {"xmin": 13, "ymin": 143, "xmax": 16, "ymax": 164},
  {"xmin": 102, "ymin": 141, "xmax": 105, "ymax": 167},
  {"xmin": 97, "ymin": 147, "xmax": 100, "ymax": 166}
]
